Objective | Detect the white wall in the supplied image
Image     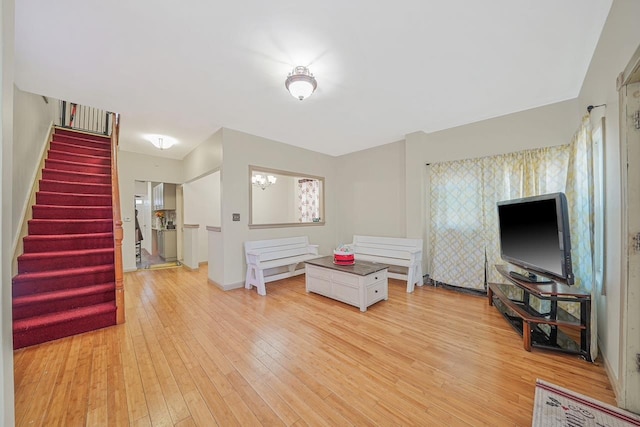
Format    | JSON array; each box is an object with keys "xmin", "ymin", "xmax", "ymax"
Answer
[
  {"xmin": 577, "ymin": 0, "xmax": 640, "ymax": 404},
  {"xmin": 219, "ymin": 128, "xmax": 336, "ymax": 287},
  {"xmin": 118, "ymin": 150, "xmax": 184, "ymax": 271},
  {"xmin": 1, "ymin": 0, "xmax": 15, "ymax": 424},
  {"xmin": 12, "ymin": 88, "xmax": 57, "ymax": 245},
  {"xmin": 207, "ymin": 228, "xmax": 224, "ymax": 285},
  {"xmin": 183, "ymin": 128, "xmax": 222, "ymax": 183},
  {"xmin": 181, "ymin": 130, "xmax": 223, "ymax": 267},
  {"xmin": 183, "ymin": 171, "xmax": 220, "ymax": 263},
  {"xmin": 335, "ymin": 140, "xmax": 406, "ymax": 245}
]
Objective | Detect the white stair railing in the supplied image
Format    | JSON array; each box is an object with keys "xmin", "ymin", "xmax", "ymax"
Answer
[{"xmin": 59, "ymin": 100, "xmax": 112, "ymax": 136}]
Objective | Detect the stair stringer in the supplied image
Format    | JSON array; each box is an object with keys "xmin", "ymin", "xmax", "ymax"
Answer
[{"xmin": 12, "ymin": 123, "xmax": 54, "ymax": 277}]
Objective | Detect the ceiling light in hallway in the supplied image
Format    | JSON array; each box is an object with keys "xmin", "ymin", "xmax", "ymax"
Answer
[{"xmin": 146, "ymin": 135, "xmax": 178, "ymax": 150}]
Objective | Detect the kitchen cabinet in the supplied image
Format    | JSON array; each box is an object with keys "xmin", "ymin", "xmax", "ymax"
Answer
[
  {"xmin": 153, "ymin": 183, "xmax": 176, "ymax": 211},
  {"xmin": 158, "ymin": 229, "xmax": 177, "ymax": 261}
]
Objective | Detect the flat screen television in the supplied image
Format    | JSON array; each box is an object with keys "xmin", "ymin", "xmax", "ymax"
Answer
[{"xmin": 497, "ymin": 192, "xmax": 574, "ymax": 285}]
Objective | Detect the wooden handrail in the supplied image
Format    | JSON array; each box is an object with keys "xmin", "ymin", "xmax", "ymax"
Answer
[{"xmin": 110, "ymin": 112, "xmax": 125, "ymax": 324}]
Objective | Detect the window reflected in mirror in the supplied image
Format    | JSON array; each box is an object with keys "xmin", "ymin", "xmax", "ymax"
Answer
[{"xmin": 249, "ymin": 166, "xmax": 325, "ymax": 228}]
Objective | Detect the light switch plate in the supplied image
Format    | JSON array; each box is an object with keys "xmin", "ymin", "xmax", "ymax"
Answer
[{"xmin": 232, "ymin": 213, "xmax": 240, "ymax": 221}]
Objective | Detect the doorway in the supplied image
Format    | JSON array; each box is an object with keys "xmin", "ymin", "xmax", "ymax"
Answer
[{"xmin": 134, "ymin": 180, "xmax": 180, "ymax": 269}]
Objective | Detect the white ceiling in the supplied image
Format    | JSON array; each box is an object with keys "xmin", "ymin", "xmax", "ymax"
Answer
[{"xmin": 15, "ymin": 1, "xmax": 612, "ymax": 158}]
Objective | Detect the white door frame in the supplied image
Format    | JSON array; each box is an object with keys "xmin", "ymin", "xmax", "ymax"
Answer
[{"xmin": 618, "ymin": 44, "xmax": 640, "ymax": 412}]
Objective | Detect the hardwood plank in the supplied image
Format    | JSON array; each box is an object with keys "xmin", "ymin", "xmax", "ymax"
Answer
[
  {"xmin": 13, "ymin": 267, "xmax": 618, "ymax": 426},
  {"xmin": 182, "ymin": 389, "xmax": 219, "ymax": 427},
  {"xmin": 16, "ymin": 340, "xmax": 69, "ymax": 427},
  {"xmin": 40, "ymin": 335, "xmax": 83, "ymax": 427},
  {"xmin": 130, "ymin": 415, "xmax": 152, "ymax": 427},
  {"xmin": 189, "ymin": 365, "xmax": 240, "ymax": 427},
  {"xmin": 222, "ymin": 388, "xmax": 263, "ymax": 426},
  {"xmin": 105, "ymin": 327, "xmax": 130, "ymax": 427},
  {"xmin": 86, "ymin": 342, "xmax": 108, "ymax": 427},
  {"xmin": 118, "ymin": 320, "xmax": 149, "ymax": 423},
  {"xmin": 174, "ymin": 416, "xmax": 197, "ymax": 427},
  {"xmin": 225, "ymin": 370, "xmax": 285, "ymax": 426},
  {"xmin": 62, "ymin": 332, "xmax": 97, "ymax": 426},
  {"xmin": 14, "ymin": 350, "xmax": 49, "ymax": 426},
  {"xmin": 137, "ymin": 304, "xmax": 191, "ymax": 423},
  {"xmin": 131, "ymin": 311, "xmax": 173, "ymax": 427}
]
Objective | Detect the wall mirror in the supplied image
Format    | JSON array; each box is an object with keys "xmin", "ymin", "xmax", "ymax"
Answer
[{"xmin": 249, "ymin": 165, "xmax": 325, "ymax": 228}]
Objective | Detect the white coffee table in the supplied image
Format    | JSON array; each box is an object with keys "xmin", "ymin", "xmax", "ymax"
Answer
[{"xmin": 305, "ymin": 256, "xmax": 388, "ymax": 312}]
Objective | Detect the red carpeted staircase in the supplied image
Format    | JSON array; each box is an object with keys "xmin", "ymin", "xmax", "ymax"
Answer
[{"xmin": 12, "ymin": 127, "xmax": 117, "ymax": 349}]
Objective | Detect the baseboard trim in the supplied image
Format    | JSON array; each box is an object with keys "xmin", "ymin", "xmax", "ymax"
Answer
[
  {"xmin": 426, "ymin": 279, "xmax": 487, "ymax": 297},
  {"xmin": 208, "ymin": 278, "xmax": 244, "ymax": 291},
  {"xmin": 601, "ymin": 342, "xmax": 624, "ymax": 406}
]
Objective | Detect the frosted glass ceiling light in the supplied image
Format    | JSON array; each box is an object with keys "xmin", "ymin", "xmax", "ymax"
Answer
[
  {"xmin": 285, "ymin": 66, "xmax": 317, "ymax": 101},
  {"xmin": 147, "ymin": 135, "xmax": 177, "ymax": 150}
]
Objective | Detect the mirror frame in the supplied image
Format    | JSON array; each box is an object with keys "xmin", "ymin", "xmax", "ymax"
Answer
[{"xmin": 249, "ymin": 165, "xmax": 325, "ymax": 229}]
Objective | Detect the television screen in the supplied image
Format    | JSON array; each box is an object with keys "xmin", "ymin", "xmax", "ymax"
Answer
[{"xmin": 497, "ymin": 193, "xmax": 574, "ymax": 285}]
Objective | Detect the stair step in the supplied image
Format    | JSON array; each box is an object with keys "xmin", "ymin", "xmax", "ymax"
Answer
[
  {"xmin": 13, "ymin": 283, "xmax": 115, "ymax": 320},
  {"xmin": 52, "ymin": 134, "xmax": 111, "ymax": 150},
  {"xmin": 48, "ymin": 149, "xmax": 111, "ymax": 166},
  {"xmin": 23, "ymin": 232, "xmax": 114, "ymax": 253},
  {"xmin": 36, "ymin": 191, "xmax": 112, "ymax": 207},
  {"xmin": 45, "ymin": 158, "xmax": 111, "ymax": 175},
  {"xmin": 39, "ymin": 179, "xmax": 111, "ymax": 195},
  {"xmin": 42, "ymin": 168, "xmax": 111, "ymax": 185},
  {"xmin": 12, "ymin": 264, "xmax": 116, "ymax": 296},
  {"xmin": 12, "ymin": 302, "xmax": 116, "ymax": 349},
  {"xmin": 32, "ymin": 205, "xmax": 113, "ymax": 220},
  {"xmin": 28, "ymin": 218, "xmax": 113, "ymax": 235},
  {"xmin": 18, "ymin": 248, "xmax": 114, "ymax": 273},
  {"xmin": 50, "ymin": 141, "xmax": 110, "ymax": 158},
  {"xmin": 55, "ymin": 128, "xmax": 111, "ymax": 143}
]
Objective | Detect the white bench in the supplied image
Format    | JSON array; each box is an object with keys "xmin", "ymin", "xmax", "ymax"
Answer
[
  {"xmin": 244, "ymin": 236, "xmax": 320, "ymax": 295},
  {"xmin": 348, "ymin": 235, "xmax": 424, "ymax": 293}
]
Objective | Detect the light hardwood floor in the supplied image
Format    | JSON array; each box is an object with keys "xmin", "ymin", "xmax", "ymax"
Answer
[{"xmin": 14, "ymin": 266, "xmax": 616, "ymax": 426}]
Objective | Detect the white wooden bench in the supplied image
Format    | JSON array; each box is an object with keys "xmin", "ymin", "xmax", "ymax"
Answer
[
  {"xmin": 348, "ymin": 235, "xmax": 424, "ymax": 293},
  {"xmin": 244, "ymin": 236, "xmax": 320, "ymax": 295}
]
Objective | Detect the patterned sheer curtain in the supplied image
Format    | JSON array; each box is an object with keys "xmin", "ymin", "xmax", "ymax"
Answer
[
  {"xmin": 429, "ymin": 159, "xmax": 486, "ymax": 290},
  {"xmin": 565, "ymin": 115, "xmax": 597, "ymax": 362},
  {"xmin": 297, "ymin": 179, "xmax": 320, "ymax": 222},
  {"xmin": 430, "ymin": 145, "xmax": 570, "ymax": 290},
  {"xmin": 483, "ymin": 146, "xmax": 571, "ymax": 285}
]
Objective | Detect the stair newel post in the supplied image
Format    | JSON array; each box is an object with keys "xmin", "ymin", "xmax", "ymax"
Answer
[
  {"xmin": 111, "ymin": 112, "xmax": 125, "ymax": 324},
  {"xmin": 114, "ymin": 220, "xmax": 124, "ymax": 324}
]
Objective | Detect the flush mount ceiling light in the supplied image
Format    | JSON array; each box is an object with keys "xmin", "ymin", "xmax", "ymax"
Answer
[
  {"xmin": 252, "ymin": 174, "xmax": 277, "ymax": 190},
  {"xmin": 285, "ymin": 66, "xmax": 317, "ymax": 101},
  {"xmin": 146, "ymin": 134, "xmax": 178, "ymax": 150}
]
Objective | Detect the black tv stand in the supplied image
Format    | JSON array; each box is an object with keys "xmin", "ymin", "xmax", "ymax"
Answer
[
  {"xmin": 508, "ymin": 270, "xmax": 553, "ymax": 284},
  {"xmin": 488, "ymin": 264, "xmax": 591, "ymax": 361}
]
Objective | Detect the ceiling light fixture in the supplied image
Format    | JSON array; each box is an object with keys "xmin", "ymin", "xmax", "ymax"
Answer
[
  {"xmin": 146, "ymin": 134, "xmax": 177, "ymax": 150},
  {"xmin": 285, "ymin": 66, "xmax": 317, "ymax": 101},
  {"xmin": 252, "ymin": 174, "xmax": 277, "ymax": 190}
]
